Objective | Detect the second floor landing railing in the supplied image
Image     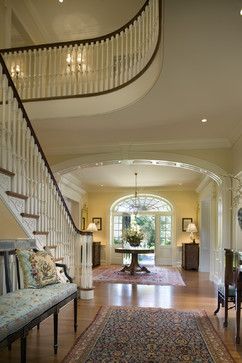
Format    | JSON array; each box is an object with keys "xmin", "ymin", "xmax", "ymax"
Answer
[{"xmin": 1, "ymin": 0, "xmax": 161, "ymax": 102}]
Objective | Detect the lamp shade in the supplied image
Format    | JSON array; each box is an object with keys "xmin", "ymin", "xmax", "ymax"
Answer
[
  {"xmin": 186, "ymin": 223, "xmax": 197, "ymax": 233},
  {"xmin": 86, "ymin": 223, "xmax": 98, "ymax": 232}
]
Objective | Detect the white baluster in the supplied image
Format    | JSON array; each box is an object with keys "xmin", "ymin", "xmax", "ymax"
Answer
[
  {"xmin": 22, "ymin": 50, "xmax": 27, "ymax": 99},
  {"xmin": 120, "ymin": 31, "xmax": 124, "ymax": 85},
  {"xmin": 25, "ymin": 128, "xmax": 31, "ymax": 209},
  {"xmin": 21, "ymin": 119, "xmax": 27, "ymax": 196},
  {"xmin": 105, "ymin": 39, "xmax": 109, "ymax": 90},
  {"xmin": 137, "ymin": 15, "xmax": 142, "ymax": 73},
  {"xmin": 110, "ymin": 36, "xmax": 114, "ymax": 89},
  {"xmin": 33, "ymin": 49, "xmax": 37, "ymax": 99},
  {"xmin": 95, "ymin": 41, "xmax": 99, "ymax": 92},
  {"xmin": 6, "ymin": 87, "xmax": 13, "ymax": 172},
  {"xmin": 27, "ymin": 50, "xmax": 32, "ymax": 99},
  {"xmin": 142, "ymin": 10, "xmax": 145, "ymax": 68},
  {"xmin": 134, "ymin": 20, "xmax": 137, "ymax": 76},
  {"xmin": 129, "ymin": 25, "xmax": 133, "ymax": 80},
  {"xmin": 56, "ymin": 46, "xmax": 61, "ymax": 97},
  {"xmin": 115, "ymin": 34, "xmax": 119, "ymax": 87},
  {"xmin": 62, "ymin": 45, "xmax": 67, "ymax": 96},
  {"xmin": 11, "ymin": 99, "xmax": 18, "ymax": 191},
  {"xmin": 124, "ymin": 29, "xmax": 128, "ymax": 83},
  {"xmin": 100, "ymin": 40, "xmax": 104, "ymax": 91},
  {"xmin": 90, "ymin": 42, "xmax": 94, "ymax": 93},
  {"xmin": 1, "ymin": 76, "xmax": 7, "ymax": 169},
  {"xmin": 15, "ymin": 109, "xmax": 22, "ymax": 194}
]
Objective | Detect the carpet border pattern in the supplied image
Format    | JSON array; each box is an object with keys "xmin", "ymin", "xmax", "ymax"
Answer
[{"xmin": 62, "ymin": 306, "xmax": 234, "ymax": 363}]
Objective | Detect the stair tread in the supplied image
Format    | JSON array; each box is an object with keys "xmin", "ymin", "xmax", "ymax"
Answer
[
  {"xmin": 33, "ymin": 231, "xmax": 49, "ymax": 235},
  {"xmin": 6, "ymin": 191, "xmax": 28, "ymax": 200},
  {"xmin": 55, "ymin": 257, "xmax": 64, "ymax": 262},
  {"xmin": 21, "ymin": 212, "xmax": 39, "ymax": 219},
  {"xmin": 0, "ymin": 167, "xmax": 15, "ymax": 177}
]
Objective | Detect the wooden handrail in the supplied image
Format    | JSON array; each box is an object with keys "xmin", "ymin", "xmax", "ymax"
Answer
[
  {"xmin": 0, "ymin": 0, "xmax": 150, "ymax": 53},
  {"xmin": 0, "ymin": 53, "xmax": 91, "ymax": 236}
]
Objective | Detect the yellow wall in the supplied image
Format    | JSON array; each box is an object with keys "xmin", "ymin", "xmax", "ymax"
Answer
[
  {"xmin": 0, "ymin": 201, "xmax": 27, "ymax": 239},
  {"xmin": 88, "ymin": 189, "xmax": 199, "ymax": 247}
]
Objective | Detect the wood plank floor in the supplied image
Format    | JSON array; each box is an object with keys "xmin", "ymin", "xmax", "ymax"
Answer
[{"xmin": 1, "ymin": 269, "xmax": 242, "ymax": 362}]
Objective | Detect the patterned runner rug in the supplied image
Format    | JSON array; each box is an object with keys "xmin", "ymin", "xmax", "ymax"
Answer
[
  {"xmin": 62, "ymin": 306, "xmax": 234, "ymax": 363},
  {"xmin": 93, "ymin": 265, "xmax": 185, "ymax": 286}
]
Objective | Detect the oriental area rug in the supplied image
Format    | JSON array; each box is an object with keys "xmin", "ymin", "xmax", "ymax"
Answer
[
  {"xmin": 62, "ymin": 306, "xmax": 234, "ymax": 363},
  {"xmin": 93, "ymin": 265, "xmax": 185, "ymax": 286}
]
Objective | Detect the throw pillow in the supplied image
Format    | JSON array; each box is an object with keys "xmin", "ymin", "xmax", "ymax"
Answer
[
  {"xmin": 16, "ymin": 249, "xmax": 37, "ymax": 288},
  {"xmin": 16, "ymin": 249, "xmax": 59, "ymax": 288},
  {"xmin": 29, "ymin": 251, "xmax": 59, "ymax": 288}
]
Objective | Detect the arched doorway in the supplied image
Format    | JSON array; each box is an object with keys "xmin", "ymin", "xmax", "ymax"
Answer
[{"xmin": 110, "ymin": 194, "xmax": 174, "ymax": 266}]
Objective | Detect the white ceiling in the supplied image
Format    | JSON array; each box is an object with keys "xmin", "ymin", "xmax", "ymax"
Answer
[
  {"xmin": 73, "ymin": 163, "xmax": 204, "ymax": 191},
  {"xmin": 10, "ymin": 0, "xmax": 242, "ymax": 190}
]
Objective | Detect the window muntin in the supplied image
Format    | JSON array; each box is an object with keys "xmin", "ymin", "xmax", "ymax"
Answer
[
  {"xmin": 160, "ymin": 215, "xmax": 172, "ymax": 246},
  {"xmin": 114, "ymin": 196, "xmax": 172, "ymax": 213},
  {"xmin": 112, "ymin": 195, "xmax": 173, "ymax": 247}
]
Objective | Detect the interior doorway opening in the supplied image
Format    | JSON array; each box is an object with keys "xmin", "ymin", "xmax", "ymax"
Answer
[{"xmin": 110, "ymin": 194, "xmax": 174, "ymax": 266}]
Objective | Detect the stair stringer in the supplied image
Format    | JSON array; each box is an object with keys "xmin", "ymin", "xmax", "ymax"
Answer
[{"xmin": 0, "ymin": 173, "xmax": 44, "ymax": 249}]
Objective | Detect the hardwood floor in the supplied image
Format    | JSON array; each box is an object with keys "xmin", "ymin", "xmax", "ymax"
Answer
[{"xmin": 1, "ymin": 269, "xmax": 242, "ymax": 362}]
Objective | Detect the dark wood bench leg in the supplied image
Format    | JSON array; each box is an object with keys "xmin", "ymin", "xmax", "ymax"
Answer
[
  {"xmin": 74, "ymin": 296, "xmax": 78, "ymax": 332},
  {"xmin": 236, "ymin": 289, "xmax": 241, "ymax": 344},
  {"xmin": 37, "ymin": 323, "xmax": 40, "ymax": 330},
  {"xmin": 21, "ymin": 336, "xmax": 27, "ymax": 363},
  {"xmin": 214, "ymin": 291, "xmax": 222, "ymax": 315},
  {"xmin": 8, "ymin": 343, "xmax": 12, "ymax": 351},
  {"xmin": 54, "ymin": 311, "xmax": 59, "ymax": 354}
]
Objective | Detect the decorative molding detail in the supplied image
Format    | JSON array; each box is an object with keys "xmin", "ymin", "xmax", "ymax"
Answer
[{"xmin": 46, "ymin": 138, "xmax": 231, "ymax": 156}]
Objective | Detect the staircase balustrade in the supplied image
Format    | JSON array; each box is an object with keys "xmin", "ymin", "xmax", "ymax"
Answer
[
  {"xmin": 0, "ymin": 55, "xmax": 92, "ymax": 296},
  {"xmin": 1, "ymin": 0, "xmax": 161, "ymax": 101}
]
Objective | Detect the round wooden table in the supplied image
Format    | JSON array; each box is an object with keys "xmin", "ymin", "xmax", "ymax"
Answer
[{"xmin": 115, "ymin": 247, "xmax": 154, "ymax": 275}]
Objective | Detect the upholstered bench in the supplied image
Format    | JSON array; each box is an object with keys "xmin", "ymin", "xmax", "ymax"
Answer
[{"xmin": 0, "ymin": 240, "xmax": 78, "ymax": 363}]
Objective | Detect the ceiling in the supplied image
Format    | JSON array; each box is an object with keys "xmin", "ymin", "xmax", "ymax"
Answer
[
  {"xmin": 9, "ymin": 0, "xmax": 242, "ymax": 190},
  {"xmin": 73, "ymin": 163, "xmax": 204, "ymax": 191}
]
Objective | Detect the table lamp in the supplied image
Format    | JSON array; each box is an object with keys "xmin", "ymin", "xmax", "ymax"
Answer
[
  {"xmin": 186, "ymin": 223, "xmax": 198, "ymax": 243},
  {"xmin": 86, "ymin": 223, "xmax": 98, "ymax": 232}
]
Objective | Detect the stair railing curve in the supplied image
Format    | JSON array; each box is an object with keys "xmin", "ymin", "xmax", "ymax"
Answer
[{"xmin": 0, "ymin": 0, "xmax": 161, "ymax": 102}]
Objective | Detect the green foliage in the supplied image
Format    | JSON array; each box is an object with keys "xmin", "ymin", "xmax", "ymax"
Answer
[{"xmin": 135, "ymin": 216, "xmax": 155, "ymax": 248}]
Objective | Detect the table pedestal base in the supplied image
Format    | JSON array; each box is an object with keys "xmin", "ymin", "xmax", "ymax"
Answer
[{"xmin": 121, "ymin": 253, "xmax": 151, "ymax": 275}]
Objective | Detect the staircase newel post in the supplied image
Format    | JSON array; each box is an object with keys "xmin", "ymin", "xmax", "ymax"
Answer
[{"xmin": 79, "ymin": 232, "xmax": 94, "ymax": 300}]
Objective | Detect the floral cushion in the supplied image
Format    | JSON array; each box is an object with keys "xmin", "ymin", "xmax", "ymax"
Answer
[
  {"xmin": 15, "ymin": 249, "xmax": 37, "ymax": 288},
  {"xmin": 16, "ymin": 250, "xmax": 59, "ymax": 288},
  {"xmin": 0, "ymin": 283, "xmax": 77, "ymax": 342}
]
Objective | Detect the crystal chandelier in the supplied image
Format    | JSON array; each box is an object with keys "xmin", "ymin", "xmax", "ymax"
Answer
[{"xmin": 129, "ymin": 172, "xmax": 143, "ymax": 215}]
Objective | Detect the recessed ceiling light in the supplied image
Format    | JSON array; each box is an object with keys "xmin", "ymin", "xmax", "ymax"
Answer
[
  {"xmin": 240, "ymin": 8, "xmax": 242, "ymax": 15},
  {"xmin": 100, "ymin": 184, "xmax": 104, "ymax": 187},
  {"xmin": 201, "ymin": 118, "xmax": 207, "ymax": 123},
  {"xmin": 59, "ymin": 0, "xmax": 64, "ymax": 3}
]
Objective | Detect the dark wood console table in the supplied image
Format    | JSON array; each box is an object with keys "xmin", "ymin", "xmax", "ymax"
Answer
[
  {"xmin": 182, "ymin": 243, "xmax": 199, "ymax": 270},
  {"xmin": 115, "ymin": 247, "xmax": 154, "ymax": 275}
]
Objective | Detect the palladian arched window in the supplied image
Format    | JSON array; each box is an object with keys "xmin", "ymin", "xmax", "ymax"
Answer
[{"xmin": 111, "ymin": 194, "xmax": 173, "ymax": 248}]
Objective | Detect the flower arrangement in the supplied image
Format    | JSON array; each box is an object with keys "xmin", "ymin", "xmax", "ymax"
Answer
[{"xmin": 122, "ymin": 227, "xmax": 144, "ymax": 247}]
